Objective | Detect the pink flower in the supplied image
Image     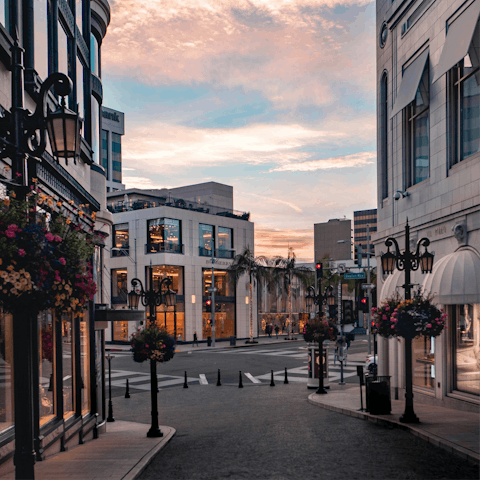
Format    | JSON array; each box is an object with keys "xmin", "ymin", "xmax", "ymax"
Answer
[
  {"xmin": 145, "ymin": 344, "xmax": 149, "ymax": 348},
  {"xmin": 426, "ymin": 324, "xmax": 432, "ymax": 329},
  {"xmin": 59, "ymin": 257, "xmax": 66, "ymax": 265},
  {"xmin": 18, "ymin": 249, "xmax": 26, "ymax": 257},
  {"xmin": 54, "ymin": 235, "xmax": 62, "ymax": 242},
  {"xmin": 385, "ymin": 307, "xmax": 390, "ymax": 311},
  {"xmin": 45, "ymin": 233, "xmax": 54, "ymax": 241},
  {"xmin": 391, "ymin": 325, "xmax": 395, "ymax": 329},
  {"xmin": 5, "ymin": 230, "xmax": 15, "ymax": 238},
  {"xmin": 382, "ymin": 315, "xmax": 388, "ymax": 320}
]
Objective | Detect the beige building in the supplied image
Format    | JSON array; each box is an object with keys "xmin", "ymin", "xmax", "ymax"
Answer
[{"xmin": 314, "ymin": 218, "xmax": 352, "ymax": 261}]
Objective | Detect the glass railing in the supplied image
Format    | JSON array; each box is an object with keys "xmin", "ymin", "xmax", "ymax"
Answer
[
  {"xmin": 199, "ymin": 247, "xmax": 235, "ymax": 258},
  {"xmin": 145, "ymin": 242, "xmax": 184, "ymax": 254}
]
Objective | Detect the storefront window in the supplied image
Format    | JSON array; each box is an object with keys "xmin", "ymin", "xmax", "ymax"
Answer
[
  {"xmin": 90, "ymin": 33, "xmax": 100, "ymax": 76},
  {"xmin": 39, "ymin": 311, "xmax": 55, "ymax": 425},
  {"xmin": 454, "ymin": 304, "xmax": 480, "ymax": 396},
  {"xmin": 218, "ymin": 227, "xmax": 233, "ymax": 258},
  {"xmin": 0, "ymin": 312, "xmax": 14, "ymax": 433},
  {"xmin": 202, "ymin": 303, "xmax": 235, "ymax": 339},
  {"xmin": 113, "ymin": 223, "xmax": 129, "ymax": 252},
  {"xmin": 147, "ymin": 218, "xmax": 182, "ymax": 253},
  {"xmin": 111, "ymin": 268, "xmax": 128, "ymax": 305},
  {"xmin": 413, "ymin": 335, "xmax": 435, "ymax": 389},
  {"xmin": 34, "ymin": 0, "xmax": 48, "ymax": 80},
  {"xmin": 199, "ymin": 224, "xmax": 214, "ymax": 256},
  {"xmin": 80, "ymin": 316, "xmax": 90, "ymax": 414},
  {"xmin": 62, "ymin": 315, "xmax": 74, "ymax": 418},
  {"xmin": 113, "ymin": 321, "xmax": 128, "ymax": 342},
  {"xmin": 151, "ymin": 265, "xmax": 183, "ymax": 294},
  {"xmin": 203, "ymin": 269, "xmax": 233, "ymax": 297}
]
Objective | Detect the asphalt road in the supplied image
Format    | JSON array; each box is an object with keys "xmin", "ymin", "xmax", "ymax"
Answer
[{"xmin": 110, "ymin": 341, "xmax": 479, "ymax": 480}]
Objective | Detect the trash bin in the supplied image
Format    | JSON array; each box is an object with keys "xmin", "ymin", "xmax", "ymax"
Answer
[
  {"xmin": 365, "ymin": 375, "xmax": 391, "ymax": 414},
  {"xmin": 230, "ymin": 336, "xmax": 236, "ymax": 346},
  {"xmin": 207, "ymin": 336, "xmax": 212, "ymax": 347}
]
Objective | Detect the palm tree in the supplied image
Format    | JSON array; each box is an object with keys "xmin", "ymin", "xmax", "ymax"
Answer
[{"xmin": 228, "ymin": 247, "xmax": 268, "ymax": 343}]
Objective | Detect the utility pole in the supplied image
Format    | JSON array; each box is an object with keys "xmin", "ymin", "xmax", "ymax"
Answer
[{"xmin": 211, "ymin": 244, "xmax": 216, "ymax": 347}]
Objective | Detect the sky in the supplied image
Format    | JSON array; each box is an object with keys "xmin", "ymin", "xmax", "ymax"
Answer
[{"xmin": 101, "ymin": 0, "xmax": 377, "ymax": 262}]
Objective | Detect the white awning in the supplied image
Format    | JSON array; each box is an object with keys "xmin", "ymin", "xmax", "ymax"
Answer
[
  {"xmin": 422, "ymin": 247, "xmax": 480, "ymax": 304},
  {"xmin": 432, "ymin": 1, "xmax": 480, "ymax": 83},
  {"xmin": 390, "ymin": 49, "xmax": 429, "ymax": 118},
  {"xmin": 379, "ymin": 268, "xmax": 424, "ymax": 303}
]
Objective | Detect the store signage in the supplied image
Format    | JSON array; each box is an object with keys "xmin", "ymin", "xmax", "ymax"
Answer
[
  {"xmin": 344, "ymin": 272, "xmax": 366, "ymax": 279},
  {"xmin": 102, "ymin": 110, "xmax": 120, "ymax": 122}
]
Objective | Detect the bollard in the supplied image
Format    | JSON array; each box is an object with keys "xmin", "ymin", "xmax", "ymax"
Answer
[
  {"xmin": 183, "ymin": 371, "xmax": 188, "ymax": 389},
  {"xmin": 217, "ymin": 369, "xmax": 222, "ymax": 386},
  {"xmin": 125, "ymin": 379, "xmax": 130, "ymax": 398},
  {"xmin": 270, "ymin": 370, "xmax": 275, "ymax": 387},
  {"xmin": 239, "ymin": 371, "xmax": 244, "ymax": 388},
  {"xmin": 284, "ymin": 367, "xmax": 289, "ymax": 384}
]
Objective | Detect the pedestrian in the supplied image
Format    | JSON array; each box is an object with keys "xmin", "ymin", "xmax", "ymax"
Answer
[
  {"xmin": 193, "ymin": 331, "xmax": 198, "ymax": 347},
  {"xmin": 275, "ymin": 325, "xmax": 279, "ymax": 338},
  {"xmin": 268, "ymin": 325, "xmax": 272, "ymax": 338}
]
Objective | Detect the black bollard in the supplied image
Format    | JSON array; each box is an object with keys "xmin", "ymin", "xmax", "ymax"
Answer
[
  {"xmin": 217, "ymin": 369, "xmax": 222, "ymax": 386},
  {"xmin": 239, "ymin": 371, "xmax": 244, "ymax": 388},
  {"xmin": 125, "ymin": 379, "xmax": 130, "ymax": 398},
  {"xmin": 183, "ymin": 371, "xmax": 188, "ymax": 388},
  {"xmin": 284, "ymin": 367, "xmax": 289, "ymax": 384},
  {"xmin": 270, "ymin": 370, "xmax": 275, "ymax": 387}
]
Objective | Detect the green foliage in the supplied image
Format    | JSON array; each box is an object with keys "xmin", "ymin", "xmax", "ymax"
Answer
[{"xmin": 130, "ymin": 327, "xmax": 176, "ymax": 363}]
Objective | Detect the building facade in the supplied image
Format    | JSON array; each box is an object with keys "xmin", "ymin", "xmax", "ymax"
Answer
[
  {"xmin": 314, "ymin": 218, "xmax": 352, "ymax": 261},
  {"xmin": 106, "ymin": 182, "xmax": 256, "ymax": 343},
  {"xmin": 101, "ymin": 106, "xmax": 125, "ymax": 192},
  {"xmin": 353, "ymin": 209, "xmax": 377, "ymax": 262},
  {"xmin": 0, "ymin": 0, "xmax": 113, "ymax": 472},
  {"xmin": 375, "ymin": 0, "xmax": 479, "ymax": 411}
]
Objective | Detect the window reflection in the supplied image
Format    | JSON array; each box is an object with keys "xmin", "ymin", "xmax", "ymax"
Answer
[
  {"xmin": 76, "ymin": 0, "xmax": 83, "ymax": 32},
  {"xmin": 111, "ymin": 268, "xmax": 128, "ymax": 305},
  {"xmin": 218, "ymin": 227, "xmax": 233, "ymax": 258},
  {"xmin": 199, "ymin": 224, "xmax": 214, "ymax": 256},
  {"xmin": 0, "ymin": 311, "xmax": 14, "ymax": 434},
  {"xmin": 454, "ymin": 304, "xmax": 479, "ymax": 396},
  {"xmin": 113, "ymin": 223, "xmax": 129, "ymax": 251},
  {"xmin": 413, "ymin": 335, "xmax": 435, "ymax": 388},
  {"xmin": 34, "ymin": 0, "xmax": 48, "ymax": 80},
  {"xmin": 203, "ymin": 269, "xmax": 232, "ymax": 297},
  {"xmin": 101, "ymin": 130, "xmax": 109, "ymax": 179},
  {"xmin": 147, "ymin": 218, "xmax": 181, "ymax": 253},
  {"xmin": 39, "ymin": 311, "xmax": 55, "ymax": 425},
  {"xmin": 76, "ymin": 57, "xmax": 85, "ymax": 136},
  {"xmin": 112, "ymin": 133, "xmax": 122, "ymax": 182},
  {"xmin": 90, "ymin": 33, "xmax": 99, "ymax": 76},
  {"xmin": 92, "ymin": 97, "xmax": 100, "ymax": 163},
  {"xmin": 80, "ymin": 317, "xmax": 90, "ymax": 414},
  {"xmin": 57, "ymin": 22, "xmax": 69, "ymax": 77},
  {"xmin": 62, "ymin": 316, "xmax": 74, "ymax": 418}
]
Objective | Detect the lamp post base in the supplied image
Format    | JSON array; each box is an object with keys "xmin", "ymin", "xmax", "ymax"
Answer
[
  {"xmin": 315, "ymin": 387, "xmax": 328, "ymax": 395},
  {"xmin": 399, "ymin": 411, "xmax": 420, "ymax": 424},
  {"xmin": 147, "ymin": 427, "xmax": 163, "ymax": 438}
]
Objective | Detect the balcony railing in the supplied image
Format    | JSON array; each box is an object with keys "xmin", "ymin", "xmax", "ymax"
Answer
[
  {"xmin": 145, "ymin": 242, "xmax": 184, "ymax": 254},
  {"xmin": 199, "ymin": 247, "xmax": 235, "ymax": 259},
  {"xmin": 111, "ymin": 248, "xmax": 129, "ymax": 257}
]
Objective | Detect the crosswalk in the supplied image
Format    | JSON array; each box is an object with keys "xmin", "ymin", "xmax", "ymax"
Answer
[{"xmin": 106, "ymin": 346, "xmax": 364, "ymax": 391}]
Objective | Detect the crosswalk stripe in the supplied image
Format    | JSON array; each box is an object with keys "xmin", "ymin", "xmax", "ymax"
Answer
[
  {"xmin": 199, "ymin": 374, "xmax": 208, "ymax": 385},
  {"xmin": 244, "ymin": 373, "xmax": 261, "ymax": 384}
]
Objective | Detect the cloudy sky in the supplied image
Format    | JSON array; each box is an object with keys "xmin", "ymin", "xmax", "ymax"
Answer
[{"xmin": 102, "ymin": 0, "xmax": 377, "ymax": 262}]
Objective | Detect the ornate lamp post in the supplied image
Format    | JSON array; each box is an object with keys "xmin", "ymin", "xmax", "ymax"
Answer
[
  {"xmin": 305, "ymin": 285, "xmax": 335, "ymax": 394},
  {"xmin": 381, "ymin": 220, "xmax": 434, "ymax": 423},
  {"xmin": 129, "ymin": 271, "xmax": 176, "ymax": 437},
  {"xmin": 105, "ymin": 353, "xmax": 115, "ymax": 422},
  {"xmin": 0, "ymin": 39, "xmax": 81, "ymax": 480}
]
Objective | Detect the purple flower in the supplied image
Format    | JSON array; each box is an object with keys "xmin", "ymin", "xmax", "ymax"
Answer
[
  {"xmin": 59, "ymin": 257, "xmax": 66, "ymax": 265},
  {"xmin": 45, "ymin": 233, "xmax": 54, "ymax": 242},
  {"xmin": 18, "ymin": 249, "xmax": 26, "ymax": 257}
]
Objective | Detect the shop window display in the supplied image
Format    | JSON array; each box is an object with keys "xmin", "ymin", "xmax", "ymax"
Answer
[
  {"xmin": 38, "ymin": 311, "xmax": 55, "ymax": 425},
  {"xmin": 454, "ymin": 304, "xmax": 480, "ymax": 396},
  {"xmin": 62, "ymin": 316, "xmax": 74, "ymax": 418},
  {"xmin": 0, "ymin": 312, "xmax": 14, "ymax": 433},
  {"xmin": 413, "ymin": 335, "xmax": 435, "ymax": 389},
  {"xmin": 80, "ymin": 317, "xmax": 90, "ymax": 415}
]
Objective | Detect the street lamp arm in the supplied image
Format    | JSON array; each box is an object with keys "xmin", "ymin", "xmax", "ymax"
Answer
[{"xmin": 131, "ymin": 277, "xmax": 149, "ymax": 307}]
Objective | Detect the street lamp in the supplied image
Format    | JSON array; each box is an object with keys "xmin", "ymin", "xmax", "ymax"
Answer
[
  {"xmin": 380, "ymin": 220, "xmax": 434, "ymax": 423},
  {"xmin": 130, "ymin": 271, "xmax": 177, "ymax": 437},
  {"xmin": 105, "ymin": 353, "xmax": 115, "ymax": 422},
  {"xmin": 305, "ymin": 284, "xmax": 334, "ymax": 394},
  {"xmin": 0, "ymin": 39, "xmax": 81, "ymax": 480}
]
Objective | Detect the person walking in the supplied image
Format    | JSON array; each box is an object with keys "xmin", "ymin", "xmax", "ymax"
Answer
[
  {"xmin": 193, "ymin": 331, "xmax": 198, "ymax": 347},
  {"xmin": 274, "ymin": 325, "xmax": 279, "ymax": 338},
  {"xmin": 267, "ymin": 325, "xmax": 272, "ymax": 338}
]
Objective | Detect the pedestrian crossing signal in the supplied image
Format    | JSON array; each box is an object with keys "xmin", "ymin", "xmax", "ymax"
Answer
[
  {"xmin": 360, "ymin": 297, "xmax": 368, "ymax": 312},
  {"xmin": 205, "ymin": 298, "xmax": 212, "ymax": 313}
]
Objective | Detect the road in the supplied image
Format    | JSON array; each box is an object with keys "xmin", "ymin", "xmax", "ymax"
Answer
[{"xmin": 109, "ymin": 339, "xmax": 478, "ymax": 479}]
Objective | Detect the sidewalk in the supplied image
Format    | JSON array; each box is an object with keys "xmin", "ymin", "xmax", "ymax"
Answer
[
  {"xmin": 0, "ymin": 421, "xmax": 175, "ymax": 480},
  {"xmin": 309, "ymin": 387, "xmax": 479, "ymax": 466}
]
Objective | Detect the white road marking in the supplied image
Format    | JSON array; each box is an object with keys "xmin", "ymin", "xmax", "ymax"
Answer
[
  {"xmin": 199, "ymin": 374, "xmax": 208, "ymax": 385},
  {"xmin": 244, "ymin": 373, "xmax": 261, "ymax": 384}
]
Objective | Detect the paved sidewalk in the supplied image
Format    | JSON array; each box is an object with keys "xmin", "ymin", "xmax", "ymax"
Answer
[
  {"xmin": 309, "ymin": 387, "xmax": 479, "ymax": 466},
  {"xmin": 0, "ymin": 421, "xmax": 175, "ymax": 480}
]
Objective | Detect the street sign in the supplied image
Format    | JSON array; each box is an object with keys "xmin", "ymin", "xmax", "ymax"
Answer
[
  {"xmin": 344, "ymin": 272, "xmax": 365, "ymax": 280},
  {"xmin": 361, "ymin": 284, "xmax": 375, "ymax": 290},
  {"xmin": 337, "ymin": 263, "xmax": 346, "ymax": 273}
]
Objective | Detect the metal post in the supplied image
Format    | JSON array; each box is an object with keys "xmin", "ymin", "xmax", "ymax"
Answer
[
  {"xmin": 106, "ymin": 354, "xmax": 114, "ymax": 422},
  {"xmin": 400, "ymin": 222, "xmax": 419, "ymax": 424},
  {"xmin": 211, "ymin": 243, "xmax": 216, "ymax": 347},
  {"xmin": 367, "ymin": 224, "xmax": 372, "ymax": 355}
]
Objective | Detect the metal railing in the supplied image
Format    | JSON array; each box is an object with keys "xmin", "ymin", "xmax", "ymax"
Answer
[
  {"xmin": 145, "ymin": 242, "xmax": 184, "ymax": 254},
  {"xmin": 198, "ymin": 247, "xmax": 235, "ymax": 259}
]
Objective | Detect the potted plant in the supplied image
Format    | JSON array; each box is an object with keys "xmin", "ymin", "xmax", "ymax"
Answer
[{"xmin": 130, "ymin": 327, "xmax": 176, "ymax": 364}]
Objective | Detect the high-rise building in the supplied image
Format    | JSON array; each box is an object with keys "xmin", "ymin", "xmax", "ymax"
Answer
[
  {"xmin": 314, "ymin": 218, "xmax": 352, "ymax": 261},
  {"xmin": 101, "ymin": 106, "xmax": 125, "ymax": 192},
  {"xmin": 353, "ymin": 209, "xmax": 377, "ymax": 263}
]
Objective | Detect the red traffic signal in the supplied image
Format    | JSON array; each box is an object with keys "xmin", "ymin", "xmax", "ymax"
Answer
[
  {"xmin": 361, "ymin": 298, "xmax": 367, "ymax": 304},
  {"xmin": 205, "ymin": 299, "xmax": 212, "ymax": 306},
  {"xmin": 316, "ymin": 262, "xmax": 322, "ymax": 270},
  {"xmin": 315, "ymin": 262, "xmax": 323, "ymax": 281}
]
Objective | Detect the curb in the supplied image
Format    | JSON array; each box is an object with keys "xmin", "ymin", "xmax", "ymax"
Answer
[
  {"xmin": 122, "ymin": 426, "xmax": 176, "ymax": 480},
  {"xmin": 307, "ymin": 394, "xmax": 479, "ymax": 467}
]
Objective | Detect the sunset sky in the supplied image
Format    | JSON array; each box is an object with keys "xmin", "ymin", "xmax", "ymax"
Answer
[{"xmin": 101, "ymin": 0, "xmax": 377, "ymax": 262}]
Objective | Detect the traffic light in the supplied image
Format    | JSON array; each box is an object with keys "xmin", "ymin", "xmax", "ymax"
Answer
[
  {"xmin": 329, "ymin": 304, "xmax": 338, "ymax": 319},
  {"xmin": 360, "ymin": 297, "xmax": 368, "ymax": 312},
  {"xmin": 315, "ymin": 262, "xmax": 323, "ymax": 282},
  {"xmin": 205, "ymin": 298, "xmax": 212, "ymax": 313},
  {"xmin": 343, "ymin": 300, "xmax": 353, "ymax": 324},
  {"xmin": 355, "ymin": 245, "xmax": 363, "ymax": 267}
]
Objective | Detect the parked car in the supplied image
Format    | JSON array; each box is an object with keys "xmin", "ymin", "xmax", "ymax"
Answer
[{"xmin": 365, "ymin": 354, "xmax": 378, "ymax": 375}]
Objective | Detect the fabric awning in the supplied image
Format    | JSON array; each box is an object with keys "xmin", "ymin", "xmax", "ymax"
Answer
[
  {"xmin": 379, "ymin": 268, "xmax": 424, "ymax": 303},
  {"xmin": 422, "ymin": 247, "xmax": 480, "ymax": 304},
  {"xmin": 390, "ymin": 49, "xmax": 429, "ymax": 118},
  {"xmin": 432, "ymin": 1, "xmax": 480, "ymax": 83}
]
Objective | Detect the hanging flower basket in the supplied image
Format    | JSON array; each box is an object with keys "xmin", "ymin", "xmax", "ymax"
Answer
[
  {"xmin": 41, "ymin": 325, "xmax": 54, "ymax": 362},
  {"xmin": 372, "ymin": 293, "xmax": 447, "ymax": 339},
  {"xmin": 130, "ymin": 327, "xmax": 176, "ymax": 363},
  {"xmin": 0, "ymin": 188, "xmax": 100, "ymax": 317},
  {"xmin": 303, "ymin": 319, "xmax": 338, "ymax": 343}
]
